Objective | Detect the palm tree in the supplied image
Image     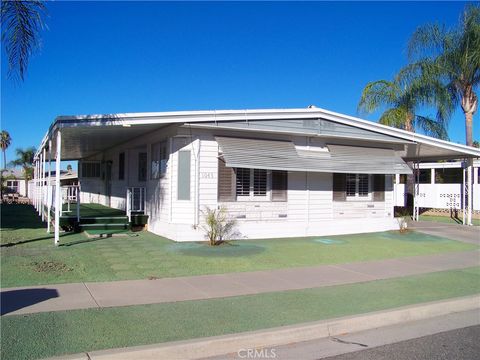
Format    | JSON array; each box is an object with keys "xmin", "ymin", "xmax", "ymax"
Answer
[
  {"xmin": 1, "ymin": 0, "xmax": 46, "ymax": 81},
  {"xmin": 358, "ymin": 77, "xmax": 449, "ymax": 139},
  {"xmin": 0, "ymin": 130, "xmax": 12, "ymax": 169},
  {"xmin": 405, "ymin": 5, "xmax": 480, "ymax": 146},
  {"xmin": 10, "ymin": 147, "xmax": 36, "ymax": 197}
]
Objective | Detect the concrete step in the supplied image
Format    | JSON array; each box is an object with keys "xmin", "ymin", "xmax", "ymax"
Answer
[
  {"xmin": 79, "ymin": 223, "xmax": 129, "ymax": 231},
  {"xmin": 79, "ymin": 216, "xmax": 129, "ymax": 225}
]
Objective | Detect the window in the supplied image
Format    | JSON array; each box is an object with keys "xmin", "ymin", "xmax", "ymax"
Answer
[
  {"xmin": 346, "ymin": 173, "xmax": 370, "ymax": 199},
  {"xmin": 418, "ymin": 169, "xmax": 431, "ymax": 184},
  {"xmin": 138, "ymin": 152, "xmax": 147, "ymax": 182},
  {"xmin": 435, "ymin": 168, "xmax": 462, "ymax": 184},
  {"xmin": 177, "ymin": 150, "xmax": 191, "ymax": 200},
  {"xmin": 151, "ymin": 141, "xmax": 168, "ymax": 179},
  {"xmin": 119, "ymin": 152, "xmax": 125, "ymax": 180},
  {"xmin": 81, "ymin": 162, "xmax": 101, "ymax": 178},
  {"xmin": 235, "ymin": 168, "xmax": 250, "ymax": 196},
  {"xmin": 218, "ymin": 159, "xmax": 287, "ymax": 202},
  {"xmin": 253, "ymin": 169, "xmax": 267, "ymax": 196},
  {"xmin": 6, "ymin": 180, "xmax": 19, "ymax": 193}
]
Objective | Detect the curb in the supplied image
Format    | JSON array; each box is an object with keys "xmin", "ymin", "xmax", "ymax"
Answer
[{"xmin": 47, "ymin": 295, "xmax": 480, "ymax": 360}]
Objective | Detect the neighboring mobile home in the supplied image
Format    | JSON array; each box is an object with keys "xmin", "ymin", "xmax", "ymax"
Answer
[{"xmin": 32, "ymin": 107, "xmax": 480, "ymax": 242}]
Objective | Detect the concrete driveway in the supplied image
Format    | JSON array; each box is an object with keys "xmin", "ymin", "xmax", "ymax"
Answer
[{"xmin": 409, "ymin": 220, "xmax": 479, "ymax": 245}]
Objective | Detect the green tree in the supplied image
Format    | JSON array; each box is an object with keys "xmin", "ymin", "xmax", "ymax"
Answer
[
  {"xmin": 404, "ymin": 5, "xmax": 480, "ymax": 146},
  {"xmin": 1, "ymin": 0, "xmax": 47, "ymax": 81},
  {"xmin": 10, "ymin": 147, "xmax": 35, "ymax": 197},
  {"xmin": 358, "ymin": 78, "xmax": 449, "ymax": 139},
  {"xmin": 0, "ymin": 130, "xmax": 12, "ymax": 169}
]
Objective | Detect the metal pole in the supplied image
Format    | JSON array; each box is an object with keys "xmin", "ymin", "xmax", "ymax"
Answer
[
  {"xmin": 76, "ymin": 184, "xmax": 81, "ymax": 222},
  {"xmin": 47, "ymin": 140, "xmax": 52, "ymax": 233},
  {"xmin": 41, "ymin": 148, "xmax": 46, "ymax": 221},
  {"xmin": 467, "ymin": 162, "xmax": 473, "ymax": 226},
  {"xmin": 37, "ymin": 159, "xmax": 41, "ymax": 213},
  {"xmin": 413, "ymin": 162, "xmax": 417, "ymax": 221},
  {"xmin": 462, "ymin": 166, "xmax": 466, "ymax": 225},
  {"xmin": 54, "ymin": 131, "xmax": 62, "ymax": 246}
]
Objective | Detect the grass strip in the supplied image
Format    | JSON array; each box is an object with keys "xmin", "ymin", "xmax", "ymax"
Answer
[{"xmin": 2, "ymin": 267, "xmax": 480, "ymax": 360}]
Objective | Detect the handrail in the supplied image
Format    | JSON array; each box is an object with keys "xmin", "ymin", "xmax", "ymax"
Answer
[{"xmin": 126, "ymin": 187, "xmax": 146, "ymax": 222}]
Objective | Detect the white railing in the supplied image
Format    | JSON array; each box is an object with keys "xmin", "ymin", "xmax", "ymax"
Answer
[
  {"xmin": 394, "ymin": 183, "xmax": 479, "ymax": 211},
  {"xmin": 126, "ymin": 187, "xmax": 146, "ymax": 221}
]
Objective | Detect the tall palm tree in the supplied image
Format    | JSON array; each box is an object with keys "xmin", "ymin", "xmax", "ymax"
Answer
[
  {"xmin": 1, "ymin": 0, "xmax": 46, "ymax": 81},
  {"xmin": 358, "ymin": 77, "xmax": 449, "ymax": 139},
  {"xmin": 405, "ymin": 5, "xmax": 480, "ymax": 146},
  {"xmin": 10, "ymin": 147, "xmax": 36, "ymax": 197},
  {"xmin": 0, "ymin": 130, "xmax": 12, "ymax": 169}
]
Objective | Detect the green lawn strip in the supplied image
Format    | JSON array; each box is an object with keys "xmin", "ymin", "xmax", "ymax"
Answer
[
  {"xmin": 419, "ymin": 214, "xmax": 480, "ymax": 226},
  {"xmin": 2, "ymin": 267, "xmax": 479, "ymax": 360},
  {"xmin": 2, "ymin": 205, "xmax": 479, "ymax": 288}
]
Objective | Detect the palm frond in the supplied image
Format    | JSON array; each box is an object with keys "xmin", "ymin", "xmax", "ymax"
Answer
[
  {"xmin": 357, "ymin": 80, "xmax": 400, "ymax": 115},
  {"xmin": 1, "ymin": 0, "xmax": 46, "ymax": 81},
  {"xmin": 378, "ymin": 107, "xmax": 409, "ymax": 129},
  {"xmin": 407, "ymin": 23, "xmax": 447, "ymax": 61},
  {"xmin": 416, "ymin": 115, "xmax": 450, "ymax": 140}
]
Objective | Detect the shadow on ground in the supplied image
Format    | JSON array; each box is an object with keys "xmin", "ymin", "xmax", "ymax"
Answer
[{"xmin": 1, "ymin": 288, "xmax": 59, "ymax": 315}]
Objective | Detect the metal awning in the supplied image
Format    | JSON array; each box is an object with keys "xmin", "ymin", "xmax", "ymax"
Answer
[{"xmin": 216, "ymin": 137, "xmax": 412, "ymax": 174}]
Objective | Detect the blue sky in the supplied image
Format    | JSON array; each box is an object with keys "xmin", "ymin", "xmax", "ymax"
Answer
[{"xmin": 1, "ymin": 1, "xmax": 478, "ymax": 168}]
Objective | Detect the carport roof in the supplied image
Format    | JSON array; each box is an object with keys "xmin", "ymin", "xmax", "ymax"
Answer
[{"xmin": 35, "ymin": 107, "xmax": 480, "ymax": 162}]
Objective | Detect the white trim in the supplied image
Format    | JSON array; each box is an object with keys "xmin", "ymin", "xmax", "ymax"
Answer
[{"xmin": 35, "ymin": 107, "xmax": 480, "ymax": 159}]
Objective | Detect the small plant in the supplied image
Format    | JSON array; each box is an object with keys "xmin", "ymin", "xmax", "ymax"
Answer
[
  {"xmin": 397, "ymin": 217, "xmax": 408, "ymax": 233},
  {"xmin": 201, "ymin": 206, "xmax": 238, "ymax": 246}
]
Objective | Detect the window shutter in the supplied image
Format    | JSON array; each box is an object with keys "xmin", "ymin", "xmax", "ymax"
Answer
[
  {"xmin": 373, "ymin": 174, "xmax": 385, "ymax": 201},
  {"xmin": 332, "ymin": 173, "xmax": 346, "ymax": 201},
  {"xmin": 218, "ymin": 158, "xmax": 236, "ymax": 201},
  {"xmin": 272, "ymin": 171, "xmax": 288, "ymax": 201}
]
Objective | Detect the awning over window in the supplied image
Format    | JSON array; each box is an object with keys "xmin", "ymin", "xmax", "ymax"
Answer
[{"xmin": 216, "ymin": 137, "xmax": 412, "ymax": 174}]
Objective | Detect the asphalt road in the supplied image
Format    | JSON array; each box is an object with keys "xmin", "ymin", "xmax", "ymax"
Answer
[
  {"xmin": 323, "ymin": 325, "xmax": 480, "ymax": 360},
  {"xmin": 204, "ymin": 309, "xmax": 480, "ymax": 360}
]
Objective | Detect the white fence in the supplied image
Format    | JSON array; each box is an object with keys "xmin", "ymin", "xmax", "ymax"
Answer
[{"xmin": 394, "ymin": 183, "xmax": 479, "ymax": 211}]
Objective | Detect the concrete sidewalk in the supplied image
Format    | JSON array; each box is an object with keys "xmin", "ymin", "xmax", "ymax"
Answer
[
  {"xmin": 410, "ymin": 220, "xmax": 480, "ymax": 245},
  {"xmin": 2, "ymin": 249, "xmax": 479, "ymax": 316}
]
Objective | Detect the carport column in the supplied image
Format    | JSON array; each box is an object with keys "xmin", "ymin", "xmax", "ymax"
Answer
[
  {"xmin": 54, "ymin": 130, "xmax": 62, "ymax": 246},
  {"xmin": 47, "ymin": 139, "xmax": 52, "ymax": 233},
  {"xmin": 413, "ymin": 162, "xmax": 419, "ymax": 221},
  {"xmin": 467, "ymin": 160, "xmax": 473, "ymax": 226},
  {"xmin": 41, "ymin": 148, "xmax": 46, "ymax": 221},
  {"xmin": 462, "ymin": 164, "xmax": 466, "ymax": 225},
  {"xmin": 36, "ymin": 159, "xmax": 40, "ymax": 212}
]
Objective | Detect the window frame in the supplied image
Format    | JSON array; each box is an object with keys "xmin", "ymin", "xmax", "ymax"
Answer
[
  {"xmin": 81, "ymin": 161, "xmax": 101, "ymax": 178},
  {"xmin": 345, "ymin": 173, "xmax": 372, "ymax": 201},
  {"xmin": 235, "ymin": 168, "xmax": 270, "ymax": 201}
]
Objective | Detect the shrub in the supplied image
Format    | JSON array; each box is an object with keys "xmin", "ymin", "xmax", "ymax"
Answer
[{"xmin": 201, "ymin": 206, "xmax": 238, "ymax": 246}]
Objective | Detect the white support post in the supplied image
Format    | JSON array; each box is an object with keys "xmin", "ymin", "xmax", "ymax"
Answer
[
  {"xmin": 36, "ymin": 159, "xmax": 41, "ymax": 213},
  {"xmin": 467, "ymin": 163, "xmax": 473, "ymax": 226},
  {"xmin": 54, "ymin": 131, "xmax": 62, "ymax": 246},
  {"xmin": 33, "ymin": 160, "xmax": 37, "ymax": 210},
  {"xmin": 126, "ymin": 188, "xmax": 131, "ymax": 222},
  {"xmin": 47, "ymin": 140, "xmax": 52, "ymax": 233},
  {"xmin": 41, "ymin": 148, "xmax": 46, "ymax": 221},
  {"xmin": 76, "ymin": 184, "xmax": 81, "ymax": 222},
  {"xmin": 462, "ymin": 166, "xmax": 466, "ymax": 225},
  {"xmin": 430, "ymin": 168, "xmax": 435, "ymax": 184},
  {"xmin": 413, "ymin": 163, "xmax": 417, "ymax": 221}
]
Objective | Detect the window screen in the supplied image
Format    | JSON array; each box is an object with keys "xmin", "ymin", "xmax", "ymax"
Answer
[
  {"xmin": 253, "ymin": 169, "xmax": 267, "ymax": 196},
  {"xmin": 235, "ymin": 168, "xmax": 250, "ymax": 196}
]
